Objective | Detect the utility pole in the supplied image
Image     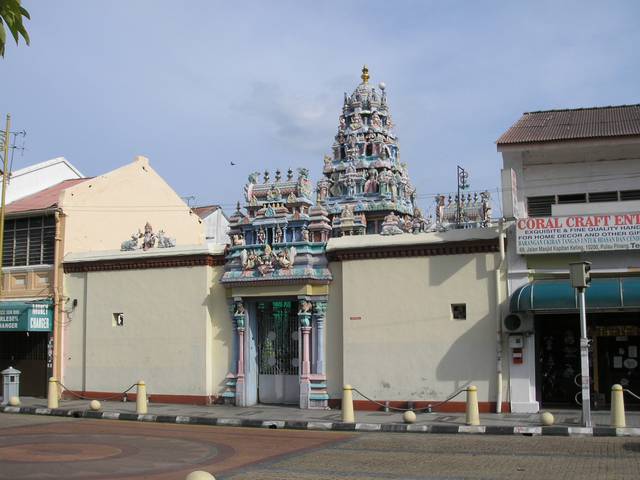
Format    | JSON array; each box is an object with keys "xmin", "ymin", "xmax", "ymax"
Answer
[
  {"xmin": 570, "ymin": 261, "xmax": 592, "ymax": 427},
  {"xmin": 0, "ymin": 114, "xmax": 10, "ymax": 296}
]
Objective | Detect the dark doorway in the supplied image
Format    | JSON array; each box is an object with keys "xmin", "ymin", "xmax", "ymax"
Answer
[
  {"xmin": 0, "ymin": 332, "xmax": 49, "ymax": 397},
  {"xmin": 536, "ymin": 314, "xmax": 583, "ymax": 406},
  {"xmin": 255, "ymin": 300, "xmax": 300, "ymax": 404}
]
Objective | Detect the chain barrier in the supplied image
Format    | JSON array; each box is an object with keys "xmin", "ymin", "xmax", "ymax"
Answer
[
  {"xmin": 624, "ymin": 388, "xmax": 640, "ymax": 401},
  {"xmin": 56, "ymin": 381, "xmax": 138, "ymax": 402},
  {"xmin": 352, "ymin": 386, "xmax": 468, "ymax": 413}
]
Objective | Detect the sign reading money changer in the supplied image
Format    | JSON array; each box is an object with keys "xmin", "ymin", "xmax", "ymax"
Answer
[
  {"xmin": 0, "ymin": 301, "xmax": 53, "ymax": 332},
  {"xmin": 516, "ymin": 212, "xmax": 640, "ymax": 255}
]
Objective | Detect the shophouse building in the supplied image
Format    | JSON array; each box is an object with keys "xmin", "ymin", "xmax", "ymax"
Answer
[{"xmin": 497, "ymin": 104, "xmax": 640, "ymax": 413}]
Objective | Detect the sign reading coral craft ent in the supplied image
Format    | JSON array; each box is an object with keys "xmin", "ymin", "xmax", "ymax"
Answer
[
  {"xmin": 0, "ymin": 302, "xmax": 53, "ymax": 332},
  {"xmin": 516, "ymin": 213, "xmax": 640, "ymax": 254}
]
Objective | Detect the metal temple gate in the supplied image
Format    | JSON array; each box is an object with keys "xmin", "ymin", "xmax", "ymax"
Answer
[{"xmin": 256, "ymin": 300, "xmax": 299, "ymax": 404}]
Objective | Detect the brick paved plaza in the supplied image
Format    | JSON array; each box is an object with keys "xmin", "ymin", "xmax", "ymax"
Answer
[{"xmin": 1, "ymin": 413, "xmax": 639, "ymax": 479}]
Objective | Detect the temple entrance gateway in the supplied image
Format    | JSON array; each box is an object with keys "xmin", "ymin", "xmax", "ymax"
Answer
[{"xmin": 255, "ymin": 300, "xmax": 300, "ymax": 404}]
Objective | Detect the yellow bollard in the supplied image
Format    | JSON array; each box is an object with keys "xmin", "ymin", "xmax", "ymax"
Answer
[
  {"xmin": 136, "ymin": 380, "xmax": 148, "ymax": 415},
  {"xmin": 342, "ymin": 384, "xmax": 355, "ymax": 423},
  {"xmin": 47, "ymin": 377, "xmax": 59, "ymax": 409},
  {"xmin": 610, "ymin": 384, "xmax": 626, "ymax": 428},
  {"xmin": 465, "ymin": 385, "xmax": 480, "ymax": 426}
]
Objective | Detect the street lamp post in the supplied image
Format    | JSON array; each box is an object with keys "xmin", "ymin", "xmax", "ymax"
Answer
[{"xmin": 569, "ymin": 261, "xmax": 592, "ymax": 428}]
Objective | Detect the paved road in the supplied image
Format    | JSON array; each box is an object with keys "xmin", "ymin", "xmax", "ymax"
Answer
[{"xmin": 1, "ymin": 413, "xmax": 639, "ymax": 479}]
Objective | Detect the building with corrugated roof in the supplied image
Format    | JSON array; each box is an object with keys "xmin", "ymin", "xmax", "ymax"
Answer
[{"xmin": 497, "ymin": 104, "xmax": 640, "ymax": 413}]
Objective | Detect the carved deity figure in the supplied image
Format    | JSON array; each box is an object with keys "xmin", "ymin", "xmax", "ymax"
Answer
[
  {"xmin": 276, "ymin": 246, "xmax": 296, "ymax": 269},
  {"xmin": 371, "ymin": 111, "xmax": 382, "ymax": 129},
  {"xmin": 350, "ymin": 113, "xmax": 362, "ymax": 131},
  {"xmin": 240, "ymin": 249, "xmax": 258, "ymax": 270},
  {"xmin": 298, "ymin": 300, "xmax": 312, "ymax": 327},
  {"xmin": 274, "ymin": 226, "xmax": 283, "ymax": 244},
  {"xmin": 301, "ymin": 226, "xmax": 310, "ymax": 242},
  {"xmin": 346, "ymin": 176, "xmax": 356, "ymax": 197},
  {"xmin": 380, "ymin": 212, "xmax": 404, "ymax": 236},
  {"xmin": 232, "ymin": 234, "xmax": 245, "ymax": 246},
  {"xmin": 364, "ymin": 168, "xmax": 379, "ymax": 193},
  {"xmin": 316, "ymin": 179, "xmax": 329, "ymax": 202},
  {"xmin": 234, "ymin": 301, "xmax": 246, "ymax": 328},
  {"xmin": 378, "ymin": 169, "xmax": 393, "ymax": 196},
  {"xmin": 256, "ymin": 227, "xmax": 266, "ymax": 244},
  {"xmin": 267, "ymin": 185, "xmax": 281, "ymax": 201},
  {"xmin": 339, "ymin": 115, "xmax": 346, "ymax": 132},
  {"xmin": 341, "ymin": 204, "xmax": 355, "ymax": 219},
  {"xmin": 257, "ymin": 244, "xmax": 276, "ymax": 276},
  {"xmin": 141, "ymin": 222, "xmax": 156, "ymax": 251},
  {"xmin": 299, "ymin": 300, "xmax": 312, "ymax": 314}
]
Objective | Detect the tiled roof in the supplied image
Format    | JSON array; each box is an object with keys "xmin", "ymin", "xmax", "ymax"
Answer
[
  {"xmin": 497, "ymin": 104, "xmax": 640, "ymax": 145},
  {"xmin": 5, "ymin": 178, "xmax": 89, "ymax": 215},
  {"xmin": 192, "ymin": 205, "xmax": 221, "ymax": 218}
]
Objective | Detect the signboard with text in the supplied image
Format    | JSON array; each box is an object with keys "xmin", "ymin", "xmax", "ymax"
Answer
[
  {"xmin": 516, "ymin": 212, "xmax": 640, "ymax": 254},
  {"xmin": 0, "ymin": 302, "xmax": 53, "ymax": 332}
]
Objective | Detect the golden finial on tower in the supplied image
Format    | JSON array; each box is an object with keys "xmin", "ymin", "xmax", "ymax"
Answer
[{"xmin": 361, "ymin": 65, "xmax": 370, "ymax": 84}]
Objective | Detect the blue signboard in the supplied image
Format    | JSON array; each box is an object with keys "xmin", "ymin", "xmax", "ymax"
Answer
[{"xmin": 0, "ymin": 301, "xmax": 53, "ymax": 332}]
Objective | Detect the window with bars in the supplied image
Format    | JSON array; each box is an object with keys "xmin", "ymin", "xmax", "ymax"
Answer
[
  {"xmin": 588, "ymin": 191, "xmax": 619, "ymax": 202},
  {"xmin": 620, "ymin": 189, "xmax": 640, "ymax": 201},
  {"xmin": 526, "ymin": 195, "xmax": 555, "ymax": 217},
  {"xmin": 3, "ymin": 216, "xmax": 55, "ymax": 267},
  {"xmin": 527, "ymin": 189, "xmax": 640, "ymax": 217},
  {"xmin": 557, "ymin": 193, "xmax": 586, "ymax": 204}
]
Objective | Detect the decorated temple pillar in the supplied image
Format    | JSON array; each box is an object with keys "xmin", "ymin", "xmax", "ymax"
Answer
[
  {"xmin": 298, "ymin": 300, "xmax": 312, "ymax": 408},
  {"xmin": 233, "ymin": 299, "xmax": 247, "ymax": 406},
  {"xmin": 313, "ymin": 300, "xmax": 327, "ymax": 375}
]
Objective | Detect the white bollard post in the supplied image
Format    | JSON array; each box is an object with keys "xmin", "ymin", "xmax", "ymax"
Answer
[
  {"xmin": 610, "ymin": 384, "xmax": 626, "ymax": 428},
  {"xmin": 342, "ymin": 385, "xmax": 355, "ymax": 423},
  {"xmin": 465, "ymin": 385, "xmax": 480, "ymax": 426},
  {"xmin": 47, "ymin": 377, "xmax": 59, "ymax": 409},
  {"xmin": 185, "ymin": 471, "xmax": 216, "ymax": 480},
  {"xmin": 136, "ymin": 380, "xmax": 148, "ymax": 415}
]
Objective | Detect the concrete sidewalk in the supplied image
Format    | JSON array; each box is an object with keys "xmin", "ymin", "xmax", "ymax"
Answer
[{"xmin": 2, "ymin": 397, "xmax": 640, "ymax": 436}]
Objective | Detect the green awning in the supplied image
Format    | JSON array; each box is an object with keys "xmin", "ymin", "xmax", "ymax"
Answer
[
  {"xmin": 0, "ymin": 300, "xmax": 53, "ymax": 332},
  {"xmin": 510, "ymin": 278, "xmax": 640, "ymax": 312}
]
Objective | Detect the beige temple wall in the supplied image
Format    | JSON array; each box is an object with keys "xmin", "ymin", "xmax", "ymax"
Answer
[
  {"xmin": 59, "ymin": 156, "xmax": 204, "ymax": 255},
  {"xmin": 325, "ymin": 262, "xmax": 344, "ymax": 398},
  {"xmin": 207, "ymin": 264, "xmax": 234, "ymax": 395},
  {"xmin": 339, "ymin": 252, "xmax": 502, "ymax": 403},
  {"xmin": 63, "ymin": 262, "xmax": 221, "ymax": 398}
]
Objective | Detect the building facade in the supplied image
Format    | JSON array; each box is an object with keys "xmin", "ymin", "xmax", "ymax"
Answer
[
  {"xmin": 498, "ymin": 105, "xmax": 640, "ymax": 412},
  {"xmin": 0, "ymin": 156, "xmax": 203, "ymax": 398},
  {"xmin": 44, "ymin": 68, "xmax": 508, "ymax": 412}
]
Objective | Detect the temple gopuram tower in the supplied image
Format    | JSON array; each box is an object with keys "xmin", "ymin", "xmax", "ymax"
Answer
[{"xmin": 317, "ymin": 66, "xmax": 424, "ymax": 235}]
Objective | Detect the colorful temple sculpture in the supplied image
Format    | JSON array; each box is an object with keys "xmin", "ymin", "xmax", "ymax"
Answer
[
  {"xmin": 317, "ymin": 66, "xmax": 430, "ymax": 236},
  {"xmin": 221, "ymin": 168, "xmax": 332, "ymax": 408},
  {"xmin": 434, "ymin": 191, "xmax": 492, "ymax": 230},
  {"xmin": 220, "ymin": 67, "xmax": 493, "ymax": 410}
]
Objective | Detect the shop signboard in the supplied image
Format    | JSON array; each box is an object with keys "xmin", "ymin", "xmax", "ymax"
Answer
[
  {"xmin": 0, "ymin": 301, "xmax": 53, "ymax": 332},
  {"xmin": 516, "ymin": 212, "xmax": 640, "ymax": 254}
]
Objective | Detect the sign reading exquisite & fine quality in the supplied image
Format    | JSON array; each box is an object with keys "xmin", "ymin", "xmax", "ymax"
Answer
[{"xmin": 516, "ymin": 213, "xmax": 640, "ymax": 254}]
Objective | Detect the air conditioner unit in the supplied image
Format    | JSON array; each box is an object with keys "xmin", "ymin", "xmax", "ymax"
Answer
[{"xmin": 503, "ymin": 313, "xmax": 534, "ymax": 333}]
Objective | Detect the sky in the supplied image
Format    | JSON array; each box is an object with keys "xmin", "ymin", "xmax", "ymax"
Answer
[{"xmin": 2, "ymin": 1, "xmax": 640, "ymax": 218}]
